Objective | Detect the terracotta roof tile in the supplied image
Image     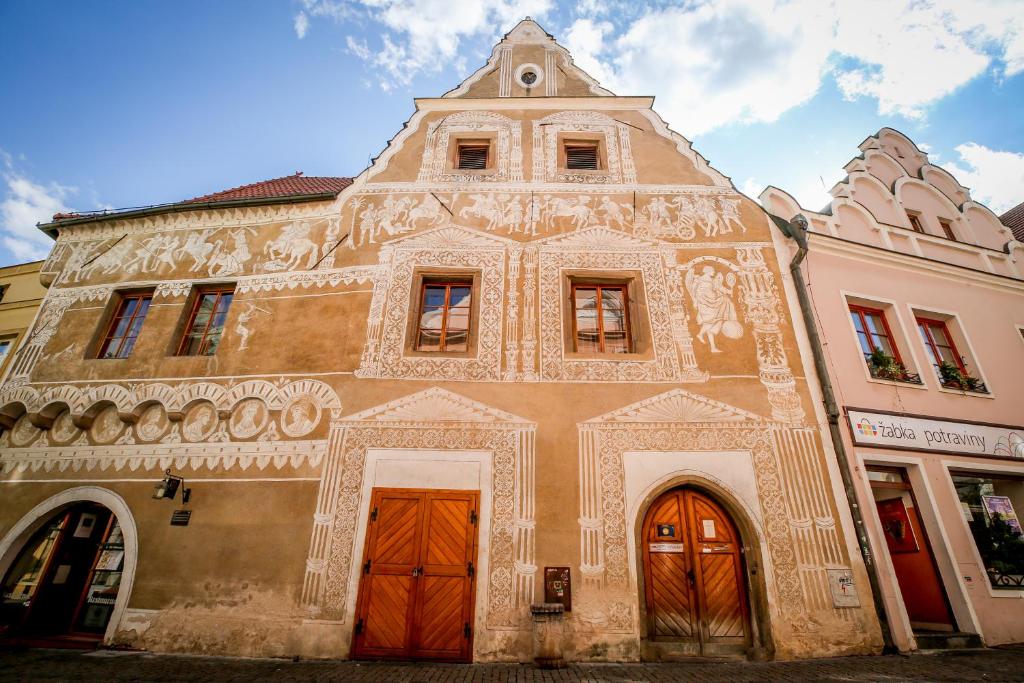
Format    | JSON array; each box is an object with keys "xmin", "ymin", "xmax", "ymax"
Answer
[
  {"xmin": 183, "ymin": 173, "xmax": 352, "ymax": 204},
  {"xmin": 1001, "ymin": 201, "xmax": 1024, "ymax": 243}
]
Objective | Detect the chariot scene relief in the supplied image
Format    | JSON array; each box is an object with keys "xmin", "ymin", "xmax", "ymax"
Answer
[{"xmin": 46, "ymin": 188, "xmax": 752, "ymax": 288}]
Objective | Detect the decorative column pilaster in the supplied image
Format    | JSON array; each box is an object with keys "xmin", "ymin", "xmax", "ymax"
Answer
[
  {"xmin": 735, "ymin": 246, "xmax": 805, "ymax": 423},
  {"xmin": 301, "ymin": 417, "xmax": 347, "ymax": 617}
]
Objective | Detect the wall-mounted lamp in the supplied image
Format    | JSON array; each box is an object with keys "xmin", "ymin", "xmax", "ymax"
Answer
[{"xmin": 152, "ymin": 469, "xmax": 191, "ymax": 503}]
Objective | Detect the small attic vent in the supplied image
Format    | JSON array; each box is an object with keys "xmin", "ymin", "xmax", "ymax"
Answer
[
  {"xmin": 520, "ymin": 70, "xmax": 537, "ymax": 85},
  {"xmin": 565, "ymin": 144, "xmax": 599, "ymax": 171},
  {"xmin": 457, "ymin": 144, "xmax": 489, "ymax": 170}
]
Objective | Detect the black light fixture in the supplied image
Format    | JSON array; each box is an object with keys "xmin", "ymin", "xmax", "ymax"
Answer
[{"xmin": 152, "ymin": 469, "xmax": 191, "ymax": 503}]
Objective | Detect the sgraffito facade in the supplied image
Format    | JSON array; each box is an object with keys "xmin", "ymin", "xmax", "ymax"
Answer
[{"xmin": 0, "ymin": 20, "xmax": 881, "ymax": 661}]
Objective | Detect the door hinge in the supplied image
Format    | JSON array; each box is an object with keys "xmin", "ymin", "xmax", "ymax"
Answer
[
  {"xmin": 467, "ymin": 561, "xmax": 474, "ymax": 577},
  {"xmin": 370, "ymin": 507, "xmax": 378, "ymax": 522},
  {"xmin": 363, "ymin": 559, "xmax": 372, "ymax": 574},
  {"xmin": 469, "ymin": 509, "xmax": 477, "ymax": 525},
  {"xmin": 464, "ymin": 622, "xmax": 472, "ymax": 639},
  {"xmin": 355, "ymin": 618, "xmax": 364, "ymax": 634}
]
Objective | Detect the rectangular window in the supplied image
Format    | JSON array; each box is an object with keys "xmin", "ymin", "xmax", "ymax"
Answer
[
  {"xmin": 0, "ymin": 336, "xmax": 14, "ymax": 368},
  {"xmin": 916, "ymin": 317, "xmax": 964, "ymax": 378},
  {"xmin": 0, "ymin": 285, "xmax": 7, "ymax": 303},
  {"xmin": 907, "ymin": 212, "xmax": 925, "ymax": 233},
  {"xmin": 456, "ymin": 143, "xmax": 489, "ymax": 170},
  {"xmin": 416, "ymin": 281, "xmax": 472, "ymax": 352},
  {"xmin": 572, "ymin": 283, "xmax": 631, "ymax": 354},
  {"xmin": 951, "ymin": 472, "xmax": 1024, "ymax": 590},
  {"xmin": 849, "ymin": 305, "xmax": 901, "ymax": 363},
  {"xmin": 177, "ymin": 287, "xmax": 234, "ymax": 356},
  {"xmin": 98, "ymin": 293, "xmax": 152, "ymax": 359},
  {"xmin": 938, "ymin": 219, "xmax": 956, "ymax": 241},
  {"xmin": 565, "ymin": 143, "xmax": 600, "ymax": 170}
]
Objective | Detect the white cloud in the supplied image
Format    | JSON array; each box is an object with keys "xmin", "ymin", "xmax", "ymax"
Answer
[
  {"xmin": 294, "ymin": 12, "xmax": 310, "ymax": 39},
  {"xmin": 740, "ymin": 178, "xmax": 764, "ymax": 199},
  {"xmin": 942, "ymin": 143, "xmax": 1024, "ymax": 214},
  {"xmin": 573, "ymin": 0, "xmax": 1024, "ymax": 136},
  {"xmin": 299, "ymin": 0, "xmax": 552, "ymax": 88},
  {"xmin": 0, "ymin": 160, "xmax": 73, "ymax": 261},
  {"xmin": 346, "ymin": 35, "xmax": 372, "ymax": 60}
]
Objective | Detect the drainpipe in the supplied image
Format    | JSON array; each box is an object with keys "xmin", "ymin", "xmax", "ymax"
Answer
[{"xmin": 770, "ymin": 213, "xmax": 895, "ymax": 653}]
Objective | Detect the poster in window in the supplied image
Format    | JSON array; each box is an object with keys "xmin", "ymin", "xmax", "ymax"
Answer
[
  {"xmin": 95, "ymin": 549, "xmax": 124, "ymax": 571},
  {"xmin": 876, "ymin": 498, "xmax": 919, "ymax": 553},
  {"xmin": 73, "ymin": 513, "xmax": 97, "ymax": 538},
  {"xmin": 982, "ymin": 495, "xmax": 1023, "ymax": 535}
]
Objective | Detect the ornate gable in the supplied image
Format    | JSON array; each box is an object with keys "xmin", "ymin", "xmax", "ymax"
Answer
[
  {"xmin": 537, "ymin": 226, "xmax": 658, "ymax": 250},
  {"xmin": 385, "ymin": 225, "xmax": 517, "ymax": 250},
  {"xmin": 445, "ymin": 18, "xmax": 613, "ymax": 98},
  {"xmin": 340, "ymin": 387, "xmax": 531, "ymax": 425},
  {"xmin": 584, "ymin": 388, "xmax": 765, "ymax": 424}
]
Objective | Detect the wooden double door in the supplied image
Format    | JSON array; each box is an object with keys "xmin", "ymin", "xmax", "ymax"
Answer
[
  {"xmin": 352, "ymin": 488, "xmax": 479, "ymax": 662},
  {"xmin": 641, "ymin": 488, "xmax": 751, "ymax": 656}
]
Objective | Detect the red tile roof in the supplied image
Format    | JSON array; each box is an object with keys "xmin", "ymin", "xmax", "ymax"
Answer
[
  {"xmin": 1001, "ymin": 201, "xmax": 1024, "ymax": 243},
  {"xmin": 183, "ymin": 172, "xmax": 351, "ymax": 203}
]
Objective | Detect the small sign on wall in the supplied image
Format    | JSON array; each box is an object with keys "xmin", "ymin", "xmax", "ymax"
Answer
[
  {"xmin": 826, "ymin": 568, "xmax": 860, "ymax": 607},
  {"xmin": 543, "ymin": 566, "xmax": 571, "ymax": 612}
]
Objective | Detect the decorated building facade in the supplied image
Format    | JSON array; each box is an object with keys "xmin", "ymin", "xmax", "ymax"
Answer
[
  {"xmin": 0, "ymin": 21, "xmax": 882, "ymax": 661},
  {"xmin": 762, "ymin": 128, "xmax": 1024, "ymax": 651}
]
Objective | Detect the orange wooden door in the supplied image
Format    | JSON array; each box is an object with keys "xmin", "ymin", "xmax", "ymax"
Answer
[
  {"xmin": 352, "ymin": 488, "xmax": 478, "ymax": 662},
  {"xmin": 876, "ymin": 496, "xmax": 955, "ymax": 630},
  {"xmin": 642, "ymin": 488, "xmax": 750, "ymax": 654}
]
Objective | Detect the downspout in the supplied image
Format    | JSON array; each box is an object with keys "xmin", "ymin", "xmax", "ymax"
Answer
[{"xmin": 770, "ymin": 213, "xmax": 895, "ymax": 652}]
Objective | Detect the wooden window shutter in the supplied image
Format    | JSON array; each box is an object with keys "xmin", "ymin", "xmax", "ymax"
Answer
[
  {"xmin": 565, "ymin": 144, "xmax": 599, "ymax": 170},
  {"xmin": 457, "ymin": 145, "xmax": 488, "ymax": 170}
]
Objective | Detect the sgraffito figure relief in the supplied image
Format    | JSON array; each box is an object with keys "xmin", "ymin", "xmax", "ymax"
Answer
[
  {"xmin": 281, "ymin": 395, "xmax": 320, "ymax": 438},
  {"xmin": 235, "ymin": 302, "xmax": 272, "ymax": 351},
  {"xmin": 685, "ymin": 265, "xmax": 742, "ymax": 353},
  {"xmin": 229, "ymin": 398, "xmax": 268, "ymax": 439},
  {"xmin": 183, "ymin": 402, "xmax": 218, "ymax": 442},
  {"xmin": 263, "ymin": 222, "xmax": 320, "ymax": 271},
  {"xmin": 136, "ymin": 404, "xmax": 168, "ymax": 442}
]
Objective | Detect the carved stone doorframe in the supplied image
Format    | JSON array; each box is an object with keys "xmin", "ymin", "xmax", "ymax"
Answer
[{"xmin": 300, "ymin": 388, "xmax": 537, "ymax": 636}]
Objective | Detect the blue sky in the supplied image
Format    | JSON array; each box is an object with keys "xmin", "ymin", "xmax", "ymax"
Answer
[{"xmin": 2, "ymin": 0, "xmax": 1023, "ymax": 266}]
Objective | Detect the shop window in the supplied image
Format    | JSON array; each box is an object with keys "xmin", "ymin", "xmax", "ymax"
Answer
[
  {"xmin": 97, "ymin": 292, "xmax": 153, "ymax": 359},
  {"xmin": 416, "ymin": 280, "xmax": 473, "ymax": 353},
  {"xmin": 848, "ymin": 304, "xmax": 920, "ymax": 384},
  {"xmin": 952, "ymin": 472, "xmax": 1024, "ymax": 590},
  {"xmin": 564, "ymin": 142, "xmax": 600, "ymax": 170},
  {"xmin": 938, "ymin": 219, "xmax": 957, "ymax": 241},
  {"xmin": 177, "ymin": 286, "xmax": 234, "ymax": 356},
  {"xmin": 456, "ymin": 141, "xmax": 489, "ymax": 170},
  {"xmin": 906, "ymin": 211, "xmax": 925, "ymax": 233},
  {"xmin": 916, "ymin": 316, "xmax": 987, "ymax": 393},
  {"xmin": 572, "ymin": 283, "xmax": 631, "ymax": 354}
]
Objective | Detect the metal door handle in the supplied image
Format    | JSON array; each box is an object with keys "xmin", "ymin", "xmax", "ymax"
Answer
[
  {"xmin": 412, "ymin": 567, "xmax": 420, "ymax": 577},
  {"xmin": 687, "ymin": 568, "xmax": 695, "ymax": 585}
]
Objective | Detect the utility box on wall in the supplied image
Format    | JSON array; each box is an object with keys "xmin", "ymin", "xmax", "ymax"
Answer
[{"xmin": 543, "ymin": 566, "xmax": 572, "ymax": 612}]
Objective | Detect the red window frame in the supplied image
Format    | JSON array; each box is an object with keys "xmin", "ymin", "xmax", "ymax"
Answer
[
  {"xmin": 415, "ymin": 281, "xmax": 473, "ymax": 353},
  {"xmin": 938, "ymin": 219, "xmax": 956, "ymax": 241},
  {"xmin": 906, "ymin": 212, "xmax": 925, "ymax": 233},
  {"xmin": 916, "ymin": 317, "xmax": 967, "ymax": 375},
  {"xmin": 848, "ymin": 304, "xmax": 902, "ymax": 363},
  {"xmin": 571, "ymin": 283, "xmax": 632, "ymax": 354},
  {"xmin": 97, "ymin": 292, "xmax": 152, "ymax": 359},
  {"xmin": 176, "ymin": 286, "xmax": 234, "ymax": 356}
]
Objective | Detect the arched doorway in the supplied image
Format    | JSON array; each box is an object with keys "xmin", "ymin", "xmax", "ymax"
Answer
[
  {"xmin": 1, "ymin": 498, "xmax": 129, "ymax": 646},
  {"xmin": 640, "ymin": 486, "xmax": 752, "ymax": 657}
]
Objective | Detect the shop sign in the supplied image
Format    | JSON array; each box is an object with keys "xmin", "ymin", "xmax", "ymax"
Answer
[{"xmin": 847, "ymin": 409, "xmax": 1024, "ymax": 460}]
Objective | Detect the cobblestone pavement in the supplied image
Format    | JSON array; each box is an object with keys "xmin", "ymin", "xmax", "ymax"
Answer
[{"xmin": 2, "ymin": 647, "xmax": 1024, "ymax": 683}]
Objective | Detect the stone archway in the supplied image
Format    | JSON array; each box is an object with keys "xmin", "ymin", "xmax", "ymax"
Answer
[{"xmin": 0, "ymin": 486, "xmax": 138, "ymax": 643}]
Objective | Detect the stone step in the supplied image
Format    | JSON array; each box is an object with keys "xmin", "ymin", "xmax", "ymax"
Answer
[{"xmin": 915, "ymin": 631, "xmax": 984, "ymax": 650}]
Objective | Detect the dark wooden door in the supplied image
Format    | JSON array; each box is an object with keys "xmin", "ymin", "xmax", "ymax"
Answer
[
  {"xmin": 352, "ymin": 488, "xmax": 478, "ymax": 662},
  {"xmin": 642, "ymin": 488, "xmax": 750, "ymax": 655}
]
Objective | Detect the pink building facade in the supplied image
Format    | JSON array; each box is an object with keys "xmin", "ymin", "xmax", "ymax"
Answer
[{"xmin": 762, "ymin": 128, "xmax": 1024, "ymax": 651}]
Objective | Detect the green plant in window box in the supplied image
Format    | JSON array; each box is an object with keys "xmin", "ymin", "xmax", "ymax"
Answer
[
  {"xmin": 938, "ymin": 360, "xmax": 986, "ymax": 392},
  {"xmin": 869, "ymin": 348, "xmax": 913, "ymax": 382}
]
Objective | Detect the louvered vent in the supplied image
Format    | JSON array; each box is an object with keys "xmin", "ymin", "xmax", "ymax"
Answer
[
  {"xmin": 457, "ymin": 145, "xmax": 489, "ymax": 170},
  {"xmin": 565, "ymin": 145, "xmax": 599, "ymax": 170}
]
